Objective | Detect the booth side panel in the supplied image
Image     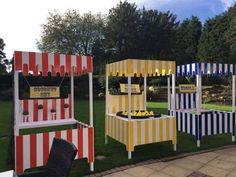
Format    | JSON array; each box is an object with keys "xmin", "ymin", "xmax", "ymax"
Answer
[
  {"xmin": 106, "ymin": 93, "xmax": 145, "ymax": 114},
  {"xmin": 199, "ymin": 111, "xmax": 235, "ymax": 138},
  {"xmin": 105, "ymin": 115, "xmax": 128, "ymax": 146},
  {"xmin": 15, "ymin": 127, "xmax": 94, "ymax": 174},
  {"xmin": 171, "ymin": 93, "xmax": 196, "ymax": 110}
]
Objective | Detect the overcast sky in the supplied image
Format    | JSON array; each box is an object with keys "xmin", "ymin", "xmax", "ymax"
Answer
[{"xmin": 1, "ymin": 0, "xmax": 236, "ymax": 59}]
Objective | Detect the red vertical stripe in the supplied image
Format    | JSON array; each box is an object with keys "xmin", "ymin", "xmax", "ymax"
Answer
[
  {"xmin": 78, "ymin": 128, "xmax": 83, "ymax": 158},
  {"xmin": 29, "ymin": 52, "xmax": 36, "ymax": 72},
  {"xmin": 61, "ymin": 99, "xmax": 65, "ymax": 119},
  {"xmin": 34, "ymin": 65, "xmax": 38, "ymax": 76},
  {"xmin": 43, "ymin": 100, "xmax": 48, "ymax": 121},
  {"xmin": 33, "ymin": 100, "xmax": 38, "ymax": 122},
  {"xmin": 51, "ymin": 66, "xmax": 56, "ymax": 76},
  {"xmin": 87, "ymin": 56, "xmax": 92, "ymax": 72},
  {"xmin": 60, "ymin": 66, "xmax": 65, "ymax": 76},
  {"xmin": 23, "ymin": 64, "xmax": 29, "ymax": 76},
  {"xmin": 42, "ymin": 53, "xmax": 48, "ymax": 76},
  {"xmin": 54, "ymin": 53, "xmax": 60, "ymax": 73},
  {"xmin": 76, "ymin": 55, "xmax": 82, "ymax": 74},
  {"xmin": 55, "ymin": 131, "xmax": 61, "ymax": 139},
  {"xmin": 16, "ymin": 136, "xmax": 23, "ymax": 173},
  {"xmin": 69, "ymin": 94, "xmax": 72, "ymax": 118},
  {"xmin": 88, "ymin": 128, "xmax": 94, "ymax": 163},
  {"xmin": 30, "ymin": 134, "xmax": 37, "ymax": 168},
  {"xmin": 43, "ymin": 133, "xmax": 49, "ymax": 165},
  {"xmin": 23, "ymin": 100, "xmax": 28, "ymax": 112},
  {"xmin": 66, "ymin": 55, "xmax": 71, "ymax": 74},
  {"xmin": 15, "ymin": 51, "xmax": 22, "ymax": 71},
  {"xmin": 67, "ymin": 129, "xmax": 72, "ymax": 143}
]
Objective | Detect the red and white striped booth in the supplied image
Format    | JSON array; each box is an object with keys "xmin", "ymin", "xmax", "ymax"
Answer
[{"xmin": 14, "ymin": 51, "xmax": 94, "ymax": 174}]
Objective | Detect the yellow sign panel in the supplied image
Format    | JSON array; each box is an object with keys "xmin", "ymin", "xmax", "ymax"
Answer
[
  {"xmin": 179, "ymin": 84, "xmax": 196, "ymax": 93},
  {"xmin": 30, "ymin": 86, "xmax": 60, "ymax": 98},
  {"xmin": 120, "ymin": 84, "xmax": 141, "ymax": 94}
]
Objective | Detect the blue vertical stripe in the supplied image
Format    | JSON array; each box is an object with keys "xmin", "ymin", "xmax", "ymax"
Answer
[
  {"xmin": 216, "ymin": 113, "xmax": 220, "ymax": 134},
  {"xmin": 190, "ymin": 113, "xmax": 193, "ymax": 134},
  {"xmin": 205, "ymin": 112, "xmax": 208, "ymax": 135},
  {"xmin": 180, "ymin": 112, "xmax": 183, "ymax": 131},
  {"xmin": 199, "ymin": 114, "xmax": 202, "ymax": 140},
  {"xmin": 211, "ymin": 112, "xmax": 214, "ymax": 135},
  {"xmin": 222, "ymin": 112, "xmax": 225, "ymax": 133}
]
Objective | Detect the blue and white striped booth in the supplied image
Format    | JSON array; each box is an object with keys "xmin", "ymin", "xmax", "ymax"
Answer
[
  {"xmin": 177, "ymin": 63, "xmax": 236, "ymax": 76},
  {"xmin": 169, "ymin": 62, "xmax": 236, "ymax": 147}
]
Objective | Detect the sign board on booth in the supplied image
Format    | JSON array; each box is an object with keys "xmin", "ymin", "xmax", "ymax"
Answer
[
  {"xmin": 120, "ymin": 84, "xmax": 141, "ymax": 94},
  {"xmin": 179, "ymin": 84, "xmax": 196, "ymax": 93},
  {"xmin": 30, "ymin": 86, "xmax": 60, "ymax": 98}
]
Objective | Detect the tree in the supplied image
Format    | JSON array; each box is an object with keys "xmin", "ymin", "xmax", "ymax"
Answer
[
  {"xmin": 37, "ymin": 10, "xmax": 104, "ymax": 55},
  {"xmin": 138, "ymin": 8, "xmax": 178, "ymax": 59},
  {"xmin": 174, "ymin": 16, "xmax": 201, "ymax": 64},
  {"xmin": 0, "ymin": 38, "xmax": 8, "ymax": 74},
  {"xmin": 105, "ymin": 1, "xmax": 140, "ymax": 60},
  {"xmin": 197, "ymin": 14, "xmax": 230, "ymax": 62}
]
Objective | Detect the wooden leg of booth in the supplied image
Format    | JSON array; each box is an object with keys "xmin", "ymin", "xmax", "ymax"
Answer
[
  {"xmin": 105, "ymin": 135, "xmax": 108, "ymax": 144},
  {"xmin": 90, "ymin": 162, "xmax": 94, "ymax": 172},
  {"xmin": 128, "ymin": 151, "xmax": 132, "ymax": 159},
  {"xmin": 197, "ymin": 140, "xmax": 201, "ymax": 147},
  {"xmin": 173, "ymin": 144, "xmax": 177, "ymax": 151}
]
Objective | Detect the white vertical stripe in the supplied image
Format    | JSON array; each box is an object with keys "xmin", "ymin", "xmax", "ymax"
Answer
[
  {"xmin": 83, "ymin": 128, "xmax": 88, "ymax": 158},
  {"xmin": 124, "ymin": 120, "xmax": 127, "ymax": 144},
  {"xmin": 60, "ymin": 54, "xmax": 66, "ymax": 66},
  {"xmin": 134, "ymin": 96, "xmax": 137, "ymax": 110},
  {"xmin": 71, "ymin": 55, "xmax": 76, "ymax": 67},
  {"xmin": 163, "ymin": 118, "xmax": 167, "ymax": 140},
  {"xmin": 230, "ymin": 114, "xmax": 233, "ymax": 132},
  {"xmin": 219, "ymin": 114, "xmax": 223, "ymax": 133},
  {"xmin": 133, "ymin": 121, "xmax": 137, "ymax": 146},
  {"xmin": 47, "ymin": 99, "xmax": 52, "ymax": 121},
  {"xmin": 48, "ymin": 53, "xmax": 54, "ymax": 71},
  {"xmin": 29, "ymin": 100, "xmax": 33, "ymax": 122},
  {"xmin": 141, "ymin": 121, "xmax": 145, "ymax": 144},
  {"xmin": 224, "ymin": 113, "xmax": 228, "ymax": 133},
  {"xmin": 115, "ymin": 118, "xmax": 118, "ymax": 140},
  {"xmin": 56, "ymin": 99, "xmax": 61, "ymax": 120},
  {"xmin": 122, "ymin": 96, "xmax": 125, "ymax": 112},
  {"xmin": 178, "ymin": 112, "xmax": 181, "ymax": 131},
  {"xmin": 37, "ymin": 133, "xmax": 43, "ymax": 166},
  {"xmin": 214, "ymin": 113, "xmax": 217, "ymax": 134},
  {"xmin": 119, "ymin": 120, "xmax": 123, "ymax": 142},
  {"xmin": 23, "ymin": 135, "xmax": 30, "ymax": 170},
  {"xmin": 49, "ymin": 132, "xmax": 55, "ymax": 150},
  {"xmin": 202, "ymin": 115, "xmax": 205, "ymax": 136},
  {"xmin": 61, "ymin": 130, "xmax": 67, "ymax": 140},
  {"xmin": 148, "ymin": 60, "xmax": 152, "ymax": 74},
  {"xmin": 187, "ymin": 113, "xmax": 190, "ymax": 133},
  {"xmin": 156, "ymin": 119, "xmax": 159, "ymax": 142},
  {"xmin": 72, "ymin": 129, "xmax": 78, "ymax": 159},
  {"xmin": 133, "ymin": 60, "xmax": 137, "ymax": 74},
  {"xmin": 182, "ymin": 113, "xmax": 185, "ymax": 132},
  {"xmin": 208, "ymin": 114, "xmax": 211, "ymax": 135},
  {"xmin": 38, "ymin": 100, "xmax": 43, "ymax": 122},
  {"xmin": 22, "ymin": 52, "xmax": 29, "ymax": 66},
  {"xmin": 65, "ymin": 98, "xmax": 69, "ymax": 119},
  {"xmin": 35, "ymin": 53, "xmax": 42, "ymax": 72},
  {"xmin": 148, "ymin": 120, "xmax": 152, "ymax": 143},
  {"xmin": 192, "ymin": 115, "xmax": 196, "ymax": 136}
]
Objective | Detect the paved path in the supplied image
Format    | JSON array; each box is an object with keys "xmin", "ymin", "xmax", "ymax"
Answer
[{"xmin": 104, "ymin": 147, "xmax": 236, "ymax": 177}]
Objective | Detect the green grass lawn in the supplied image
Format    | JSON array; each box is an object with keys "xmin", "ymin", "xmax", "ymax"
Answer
[{"xmin": 0, "ymin": 100, "xmax": 235, "ymax": 176}]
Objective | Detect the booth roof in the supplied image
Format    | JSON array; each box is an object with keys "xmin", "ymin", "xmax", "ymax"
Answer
[
  {"xmin": 106, "ymin": 59, "xmax": 175, "ymax": 77},
  {"xmin": 177, "ymin": 63, "xmax": 236, "ymax": 77},
  {"xmin": 14, "ymin": 51, "xmax": 93, "ymax": 76}
]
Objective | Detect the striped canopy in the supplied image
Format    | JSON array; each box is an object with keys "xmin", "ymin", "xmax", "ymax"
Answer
[
  {"xmin": 106, "ymin": 59, "xmax": 175, "ymax": 77},
  {"xmin": 177, "ymin": 63, "xmax": 236, "ymax": 77},
  {"xmin": 14, "ymin": 51, "xmax": 93, "ymax": 76}
]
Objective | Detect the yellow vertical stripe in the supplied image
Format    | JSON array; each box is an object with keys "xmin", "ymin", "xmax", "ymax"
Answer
[
  {"xmin": 137, "ymin": 60, "xmax": 141, "ymax": 76},
  {"xmin": 173, "ymin": 117, "xmax": 177, "ymax": 144},
  {"xmin": 117, "ymin": 118, "xmax": 120, "ymax": 141},
  {"xmin": 159, "ymin": 119, "xmax": 163, "ymax": 141},
  {"xmin": 159, "ymin": 61, "xmax": 162, "ymax": 76},
  {"xmin": 119, "ymin": 96, "xmax": 122, "ymax": 112},
  {"xmin": 122, "ymin": 120, "xmax": 125, "ymax": 143},
  {"xmin": 125, "ymin": 95, "xmax": 128, "ymax": 111},
  {"xmin": 114, "ymin": 117, "xmax": 117, "ymax": 139},
  {"xmin": 128, "ymin": 121, "xmax": 134, "ymax": 152},
  {"xmin": 145, "ymin": 120, "xmax": 149, "ymax": 144},
  {"xmin": 171, "ymin": 61, "xmax": 175, "ymax": 75},
  {"xmin": 131, "ymin": 95, "xmax": 134, "ymax": 111},
  {"xmin": 137, "ymin": 95, "xmax": 140, "ymax": 110},
  {"xmin": 137, "ymin": 121, "xmax": 141, "ymax": 145},
  {"xmin": 152, "ymin": 119, "xmax": 156, "ymax": 143},
  {"xmin": 130, "ymin": 60, "xmax": 134, "ymax": 76},
  {"xmin": 152, "ymin": 60, "xmax": 156, "ymax": 75},
  {"xmin": 145, "ymin": 60, "xmax": 148, "ymax": 75},
  {"xmin": 112, "ymin": 96, "xmax": 115, "ymax": 113},
  {"xmin": 166, "ymin": 118, "xmax": 170, "ymax": 140}
]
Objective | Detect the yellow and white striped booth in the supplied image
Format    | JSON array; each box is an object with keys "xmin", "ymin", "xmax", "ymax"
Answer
[{"xmin": 105, "ymin": 59, "xmax": 177, "ymax": 159}]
